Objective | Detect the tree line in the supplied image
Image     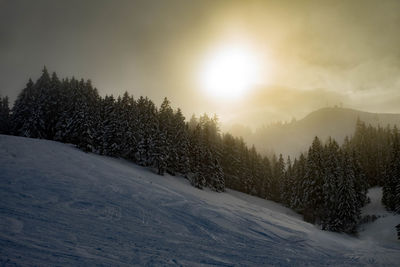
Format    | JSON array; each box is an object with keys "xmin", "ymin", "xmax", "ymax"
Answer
[{"xmin": 0, "ymin": 67, "xmax": 399, "ymax": 233}]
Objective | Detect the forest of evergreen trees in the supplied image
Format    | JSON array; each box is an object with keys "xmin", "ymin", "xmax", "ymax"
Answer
[{"xmin": 0, "ymin": 67, "xmax": 399, "ymax": 234}]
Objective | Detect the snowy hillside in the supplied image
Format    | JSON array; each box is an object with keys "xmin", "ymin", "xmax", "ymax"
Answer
[
  {"xmin": 359, "ymin": 187, "xmax": 400, "ymax": 246},
  {"xmin": 0, "ymin": 135, "xmax": 399, "ymax": 266}
]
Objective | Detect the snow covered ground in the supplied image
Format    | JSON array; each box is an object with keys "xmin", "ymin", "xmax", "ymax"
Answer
[
  {"xmin": 359, "ymin": 187, "xmax": 400, "ymax": 246},
  {"xmin": 0, "ymin": 134, "xmax": 399, "ymax": 266}
]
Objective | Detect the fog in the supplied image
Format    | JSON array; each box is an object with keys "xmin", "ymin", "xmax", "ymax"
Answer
[{"xmin": 1, "ymin": 0, "xmax": 400, "ymax": 129}]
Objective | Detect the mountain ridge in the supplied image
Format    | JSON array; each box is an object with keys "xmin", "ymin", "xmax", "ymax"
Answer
[{"xmin": 242, "ymin": 107, "xmax": 400, "ymax": 157}]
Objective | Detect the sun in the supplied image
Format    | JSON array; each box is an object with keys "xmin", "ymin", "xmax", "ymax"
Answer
[{"xmin": 199, "ymin": 44, "xmax": 261, "ymax": 100}]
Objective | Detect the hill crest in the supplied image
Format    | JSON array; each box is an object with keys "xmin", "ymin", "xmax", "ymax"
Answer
[{"xmin": 244, "ymin": 107, "xmax": 400, "ymax": 157}]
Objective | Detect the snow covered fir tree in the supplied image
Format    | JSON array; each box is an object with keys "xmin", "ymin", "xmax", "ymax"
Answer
[{"xmin": 2, "ymin": 67, "xmax": 400, "ymax": 234}]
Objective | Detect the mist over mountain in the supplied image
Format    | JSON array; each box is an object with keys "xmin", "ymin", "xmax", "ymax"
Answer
[{"xmin": 231, "ymin": 107, "xmax": 400, "ymax": 158}]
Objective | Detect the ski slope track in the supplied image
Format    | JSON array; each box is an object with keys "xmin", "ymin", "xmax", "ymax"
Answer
[{"xmin": 0, "ymin": 135, "xmax": 399, "ymax": 266}]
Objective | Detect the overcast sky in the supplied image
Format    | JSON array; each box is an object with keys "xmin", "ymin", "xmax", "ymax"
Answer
[{"xmin": 1, "ymin": 0, "xmax": 400, "ymax": 128}]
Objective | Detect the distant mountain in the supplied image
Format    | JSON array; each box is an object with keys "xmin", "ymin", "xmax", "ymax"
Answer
[{"xmin": 245, "ymin": 107, "xmax": 400, "ymax": 158}]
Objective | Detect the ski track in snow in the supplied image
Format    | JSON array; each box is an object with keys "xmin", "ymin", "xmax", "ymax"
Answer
[{"xmin": 0, "ymin": 135, "xmax": 399, "ymax": 266}]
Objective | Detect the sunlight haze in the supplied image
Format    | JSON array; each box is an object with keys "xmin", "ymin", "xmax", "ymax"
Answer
[
  {"xmin": 1, "ymin": 0, "xmax": 400, "ymax": 128},
  {"xmin": 198, "ymin": 42, "xmax": 265, "ymax": 100}
]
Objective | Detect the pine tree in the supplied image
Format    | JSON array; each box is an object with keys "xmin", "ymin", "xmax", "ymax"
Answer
[
  {"xmin": 383, "ymin": 127, "xmax": 400, "ymax": 211},
  {"xmin": 157, "ymin": 97, "xmax": 174, "ymax": 175},
  {"xmin": 209, "ymin": 158, "xmax": 225, "ymax": 192},
  {"xmin": 0, "ymin": 96, "xmax": 11, "ymax": 134},
  {"xmin": 150, "ymin": 126, "xmax": 168, "ymax": 175},
  {"xmin": 40, "ymin": 72, "xmax": 62, "ymax": 139},
  {"xmin": 135, "ymin": 97, "xmax": 158, "ymax": 166},
  {"xmin": 348, "ymin": 146, "xmax": 368, "ymax": 210},
  {"xmin": 11, "ymin": 78, "xmax": 34, "ymax": 136},
  {"xmin": 331, "ymin": 151, "xmax": 360, "ymax": 233},
  {"xmin": 249, "ymin": 146, "xmax": 266, "ymax": 198},
  {"xmin": 281, "ymin": 156, "xmax": 294, "ymax": 207},
  {"xmin": 12, "ymin": 68, "xmax": 52, "ymax": 138},
  {"xmin": 269, "ymin": 154, "xmax": 285, "ymax": 202},
  {"xmin": 321, "ymin": 138, "xmax": 341, "ymax": 230},
  {"xmin": 62, "ymin": 79, "xmax": 100, "ymax": 152},
  {"xmin": 202, "ymin": 149, "xmax": 224, "ymax": 191},
  {"xmin": 99, "ymin": 95, "xmax": 121, "ymax": 156},
  {"xmin": 290, "ymin": 153, "xmax": 306, "ymax": 211},
  {"xmin": 187, "ymin": 113, "xmax": 225, "ymax": 191},
  {"xmin": 237, "ymin": 138, "xmax": 251, "ymax": 194},
  {"xmin": 54, "ymin": 78, "xmax": 73, "ymax": 142},
  {"xmin": 188, "ymin": 124, "xmax": 206, "ymax": 189},
  {"xmin": 303, "ymin": 137, "xmax": 325, "ymax": 224},
  {"xmin": 260, "ymin": 156, "xmax": 272, "ymax": 199},
  {"xmin": 395, "ymin": 179, "xmax": 400, "ymax": 214},
  {"xmin": 221, "ymin": 133, "xmax": 241, "ymax": 190},
  {"xmin": 170, "ymin": 109, "xmax": 190, "ymax": 175},
  {"xmin": 118, "ymin": 91, "xmax": 138, "ymax": 160}
]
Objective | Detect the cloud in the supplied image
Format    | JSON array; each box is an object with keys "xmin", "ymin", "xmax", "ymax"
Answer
[{"xmin": 1, "ymin": 0, "xmax": 400, "ymax": 128}]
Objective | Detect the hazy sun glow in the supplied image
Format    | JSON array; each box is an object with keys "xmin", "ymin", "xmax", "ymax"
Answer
[{"xmin": 199, "ymin": 44, "xmax": 261, "ymax": 100}]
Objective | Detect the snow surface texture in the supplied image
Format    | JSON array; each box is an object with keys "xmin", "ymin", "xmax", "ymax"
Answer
[
  {"xmin": 359, "ymin": 187, "xmax": 400, "ymax": 246},
  {"xmin": 0, "ymin": 135, "xmax": 399, "ymax": 266}
]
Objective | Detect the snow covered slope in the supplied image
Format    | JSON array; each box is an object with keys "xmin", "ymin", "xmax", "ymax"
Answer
[
  {"xmin": 359, "ymin": 187, "xmax": 400, "ymax": 246},
  {"xmin": 0, "ymin": 135, "xmax": 399, "ymax": 266}
]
